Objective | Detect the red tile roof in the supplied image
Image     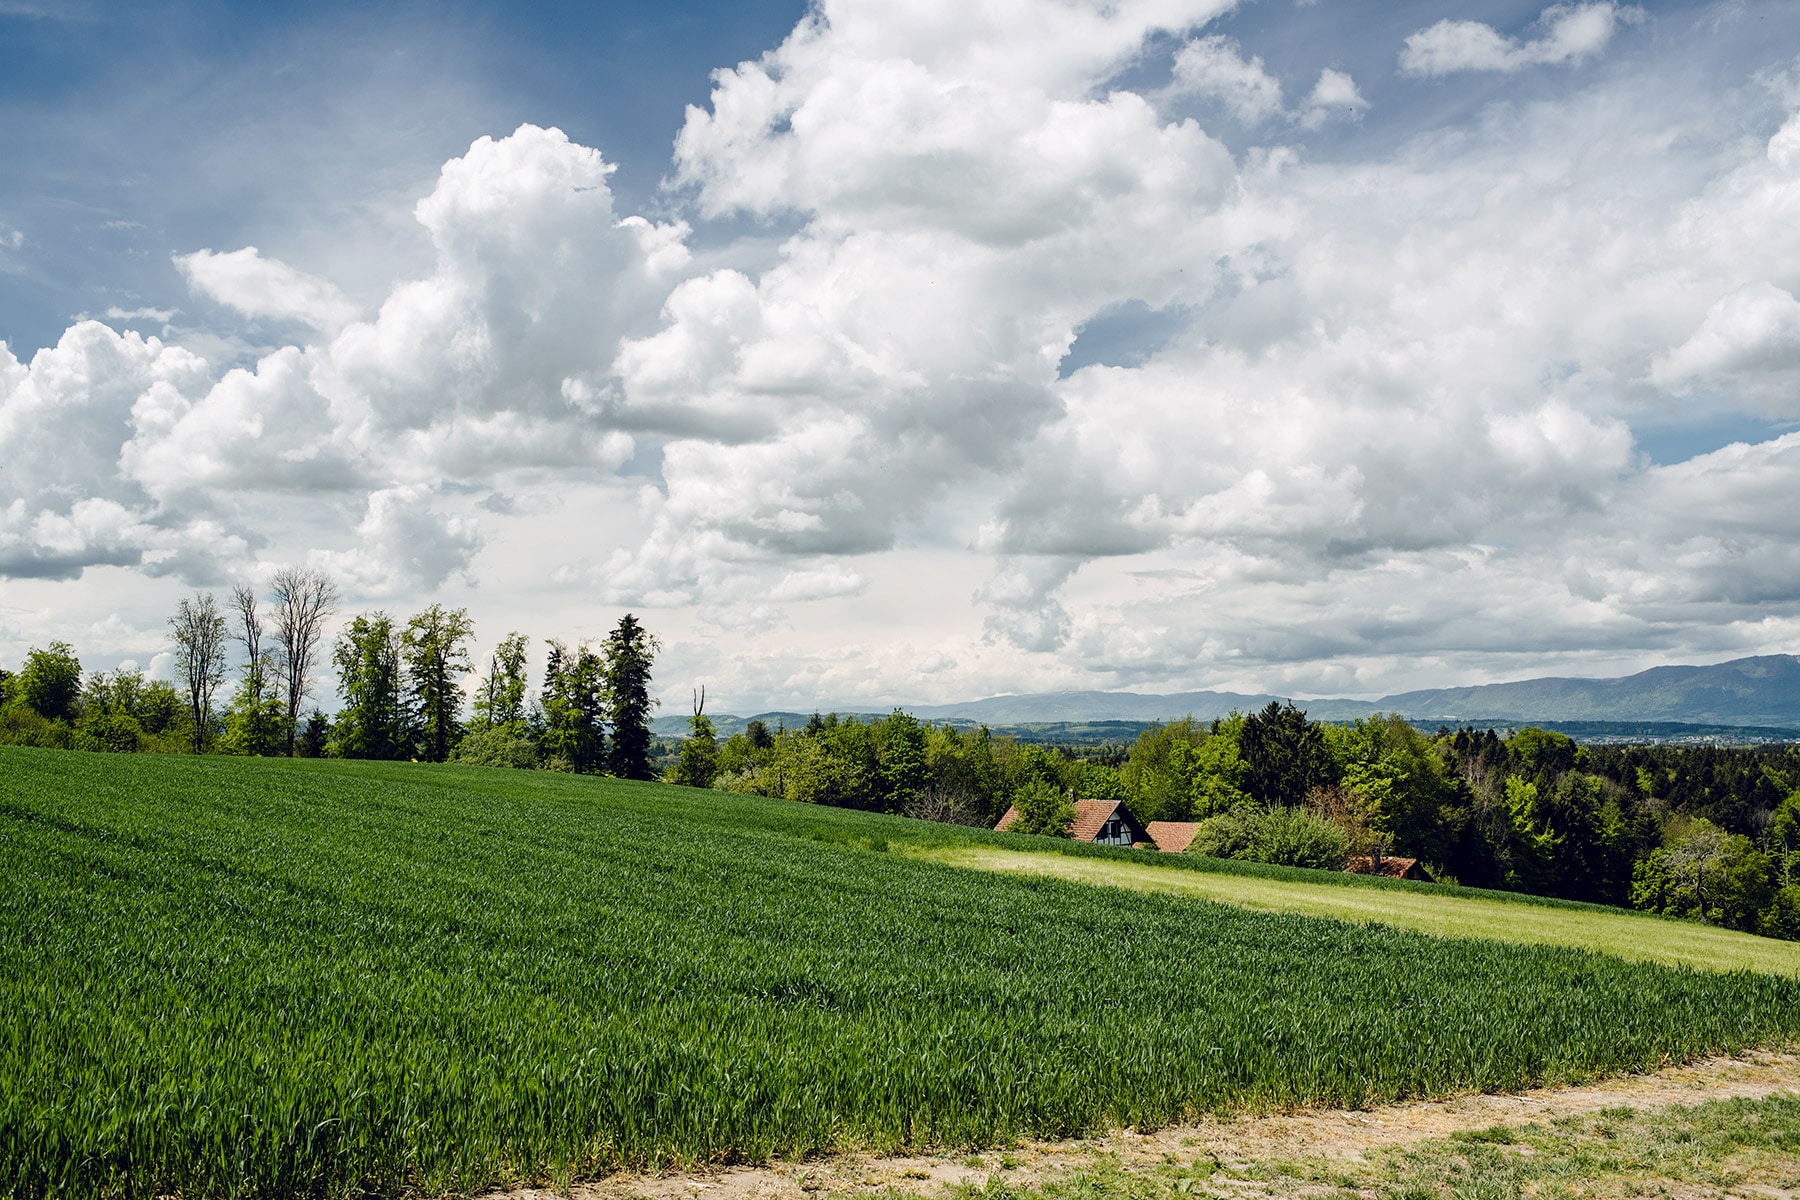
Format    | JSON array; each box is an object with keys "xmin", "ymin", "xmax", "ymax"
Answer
[
  {"xmin": 1145, "ymin": 820, "xmax": 1198, "ymax": 853},
  {"xmin": 996, "ymin": 798, "xmax": 1133, "ymax": 842},
  {"xmin": 1068, "ymin": 799, "xmax": 1123, "ymax": 843}
]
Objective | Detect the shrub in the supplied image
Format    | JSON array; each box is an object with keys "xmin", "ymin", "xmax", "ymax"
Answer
[
  {"xmin": 454, "ymin": 724, "xmax": 539, "ymax": 769},
  {"xmin": 1189, "ymin": 805, "xmax": 1350, "ymax": 870}
]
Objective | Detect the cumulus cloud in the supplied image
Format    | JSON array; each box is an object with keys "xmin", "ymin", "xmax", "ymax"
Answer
[
  {"xmin": 177, "ymin": 247, "xmax": 360, "ymax": 333},
  {"xmin": 1651, "ymin": 282, "xmax": 1800, "ymax": 413},
  {"xmin": 1300, "ymin": 69, "xmax": 1368, "ymax": 129},
  {"xmin": 315, "ymin": 485, "xmax": 483, "ymax": 597},
  {"xmin": 1400, "ymin": 2, "xmax": 1643, "ymax": 77},
  {"xmin": 1169, "ymin": 35, "xmax": 1286, "ymax": 124},
  {"xmin": 6, "ymin": 0, "xmax": 1800, "ymax": 703}
]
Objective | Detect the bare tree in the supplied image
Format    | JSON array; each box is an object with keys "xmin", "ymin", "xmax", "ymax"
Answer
[
  {"xmin": 169, "ymin": 592, "xmax": 229, "ymax": 753},
  {"xmin": 270, "ymin": 566, "xmax": 340, "ymax": 756},
  {"xmin": 230, "ymin": 582, "xmax": 268, "ymax": 698}
]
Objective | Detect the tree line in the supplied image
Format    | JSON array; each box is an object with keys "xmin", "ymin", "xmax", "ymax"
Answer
[
  {"xmin": 5, "ymin": 596, "xmax": 1796, "ymax": 940},
  {"xmin": 0, "ymin": 571, "xmax": 663, "ymax": 779},
  {"xmin": 687, "ymin": 701, "xmax": 1800, "ymax": 941}
]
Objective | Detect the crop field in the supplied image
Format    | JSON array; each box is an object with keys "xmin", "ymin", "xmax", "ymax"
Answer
[
  {"xmin": 920, "ymin": 845, "xmax": 1800, "ymax": 977},
  {"xmin": 4, "ymin": 746, "xmax": 1800, "ymax": 1199}
]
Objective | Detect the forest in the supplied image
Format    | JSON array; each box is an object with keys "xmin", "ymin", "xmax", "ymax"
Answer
[
  {"xmin": 2, "ymin": 576, "xmax": 1796, "ymax": 940},
  {"xmin": 689, "ymin": 703, "xmax": 1800, "ymax": 940}
]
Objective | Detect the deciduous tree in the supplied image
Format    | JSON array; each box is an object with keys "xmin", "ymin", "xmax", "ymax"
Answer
[
  {"xmin": 169, "ymin": 592, "xmax": 228, "ymax": 752},
  {"xmin": 403, "ymin": 604, "xmax": 474, "ymax": 763},
  {"xmin": 15, "ymin": 642, "xmax": 82, "ymax": 722},
  {"xmin": 270, "ymin": 567, "xmax": 339, "ymax": 756},
  {"xmin": 333, "ymin": 613, "xmax": 409, "ymax": 760}
]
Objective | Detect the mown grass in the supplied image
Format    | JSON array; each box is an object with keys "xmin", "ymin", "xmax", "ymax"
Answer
[
  {"xmin": 916, "ymin": 845, "xmax": 1800, "ymax": 977},
  {"xmin": 3, "ymin": 746, "xmax": 1799, "ymax": 1199}
]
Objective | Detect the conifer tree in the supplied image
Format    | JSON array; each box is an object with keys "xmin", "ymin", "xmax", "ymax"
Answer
[{"xmin": 604, "ymin": 613, "xmax": 658, "ymax": 780}]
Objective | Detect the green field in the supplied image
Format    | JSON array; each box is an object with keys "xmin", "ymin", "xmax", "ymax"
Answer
[
  {"xmin": 919, "ymin": 845, "xmax": 1800, "ymax": 977},
  {"xmin": 4, "ymin": 746, "xmax": 1799, "ymax": 1199}
]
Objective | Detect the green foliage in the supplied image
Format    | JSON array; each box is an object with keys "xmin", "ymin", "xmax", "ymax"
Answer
[
  {"xmin": 219, "ymin": 661, "xmax": 287, "ymax": 757},
  {"xmin": 402, "ymin": 604, "xmax": 475, "ymax": 764},
  {"xmin": 331, "ymin": 613, "xmax": 410, "ymax": 760},
  {"xmin": 1335, "ymin": 715, "xmax": 1457, "ymax": 867},
  {"xmin": 603, "ymin": 614, "xmax": 658, "ymax": 780},
  {"xmin": 671, "ymin": 705, "xmax": 719, "ymax": 789},
  {"xmin": 473, "ymin": 632, "xmax": 531, "ymax": 731},
  {"xmin": 1120, "ymin": 717, "xmax": 1248, "ymax": 822},
  {"xmin": 1510, "ymin": 726, "xmax": 1581, "ymax": 779},
  {"xmin": 1762, "ymin": 886, "xmax": 1800, "ymax": 940},
  {"xmin": 1188, "ymin": 805, "xmax": 1350, "ymax": 870},
  {"xmin": 3, "ymin": 747, "xmax": 1799, "ymax": 1199},
  {"xmin": 1631, "ymin": 817, "xmax": 1774, "ymax": 932},
  {"xmin": 70, "ymin": 669, "xmax": 190, "ymax": 755},
  {"xmin": 297, "ymin": 710, "xmax": 330, "ymax": 758},
  {"xmin": 876, "ymin": 709, "xmax": 928, "ymax": 811},
  {"xmin": 1010, "ymin": 777, "xmax": 1075, "ymax": 837},
  {"xmin": 539, "ymin": 641, "xmax": 606, "ymax": 774},
  {"xmin": 454, "ymin": 723, "xmax": 540, "ymax": 769},
  {"xmin": 1239, "ymin": 701, "xmax": 1335, "ymax": 808},
  {"xmin": 15, "ymin": 641, "xmax": 82, "ymax": 722}
]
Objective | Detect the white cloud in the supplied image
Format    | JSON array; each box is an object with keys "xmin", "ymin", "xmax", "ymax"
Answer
[
  {"xmin": 7, "ymin": 2, "xmax": 1800, "ymax": 705},
  {"xmin": 1651, "ymin": 282, "xmax": 1800, "ymax": 412},
  {"xmin": 1300, "ymin": 68, "xmax": 1368, "ymax": 129},
  {"xmin": 1166, "ymin": 35, "xmax": 1366, "ymax": 130},
  {"xmin": 1169, "ymin": 35, "xmax": 1286, "ymax": 124},
  {"xmin": 1400, "ymin": 2, "xmax": 1643, "ymax": 77},
  {"xmin": 177, "ymin": 246, "xmax": 360, "ymax": 333},
  {"xmin": 314, "ymin": 485, "xmax": 483, "ymax": 597}
]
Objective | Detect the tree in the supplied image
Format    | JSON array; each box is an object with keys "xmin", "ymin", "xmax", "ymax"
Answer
[
  {"xmin": 298, "ymin": 710, "xmax": 331, "ymax": 758},
  {"xmin": 604, "ymin": 613, "xmax": 659, "ymax": 780},
  {"xmin": 473, "ymin": 632, "xmax": 530, "ymax": 730},
  {"xmin": 75, "ymin": 669, "xmax": 147, "ymax": 753},
  {"xmin": 671, "ymin": 687, "xmax": 719, "ymax": 788},
  {"xmin": 14, "ymin": 642, "xmax": 82, "ymax": 722},
  {"xmin": 169, "ymin": 592, "xmax": 228, "ymax": 753},
  {"xmin": 878, "ymin": 709, "xmax": 928, "ymax": 812},
  {"xmin": 540, "ymin": 640, "xmax": 606, "ymax": 773},
  {"xmin": 270, "ymin": 567, "xmax": 339, "ymax": 756},
  {"xmin": 402, "ymin": 604, "xmax": 474, "ymax": 763},
  {"xmin": 1009, "ymin": 778, "xmax": 1076, "ymax": 837},
  {"xmin": 332, "ymin": 613, "xmax": 409, "ymax": 759},
  {"xmin": 222, "ymin": 586, "xmax": 284, "ymax": 756},
  {"xmin": 1238, "ymin": 701, "xmax": 1335, "ymax": 808}
]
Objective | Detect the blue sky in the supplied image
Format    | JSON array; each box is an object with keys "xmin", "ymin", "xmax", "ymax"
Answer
[{"xmin": 3, "ymin": 0, "xmax": 1800, "ymax": 710}]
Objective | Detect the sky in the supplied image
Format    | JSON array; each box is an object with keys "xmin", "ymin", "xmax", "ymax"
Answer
[{"xmin": 3, "ymin": 0, "xmax": 1800, "ymax": 714}]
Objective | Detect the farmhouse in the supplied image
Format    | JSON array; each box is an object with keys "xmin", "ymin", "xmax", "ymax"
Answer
[
  {"xmin": 1144, "ymin": 820, "xmax": 1198, "ymax": 853},
  {"xmin": 996, "ymin": 798, "xmax": 1146, "ymax": 847}
]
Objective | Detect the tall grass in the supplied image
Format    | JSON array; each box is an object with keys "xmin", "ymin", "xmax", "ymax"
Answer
[{"xmin": 2, "ymin": 746, "xmax": 1797, "ymax": 1198}]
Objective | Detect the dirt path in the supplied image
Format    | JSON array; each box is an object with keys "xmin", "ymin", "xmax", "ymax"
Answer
[{"xmin": 494, "ymin": 1051, "xmax": 1800, "ymax": 1200}]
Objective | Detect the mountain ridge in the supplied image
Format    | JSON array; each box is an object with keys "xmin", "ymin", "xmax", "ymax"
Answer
[{"xmin": 653, "ymin": 654, "xmax": 1800, "ymax": 735}]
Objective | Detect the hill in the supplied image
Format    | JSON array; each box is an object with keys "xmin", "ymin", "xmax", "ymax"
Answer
[
  {"xmin": 1380, "ymin": 655, "xmax": 1800, "ymax": 727},
  {"xmin": 5, "ymin": 747, "xmax": 1798, "ymax": 1197},
  {"xmin": 663, "ymin": 655, "xmax": 1800, "ymax": 737}
]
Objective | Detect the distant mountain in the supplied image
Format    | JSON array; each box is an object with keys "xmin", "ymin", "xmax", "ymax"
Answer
[
  {"xmin": 1377, "ymin": 655, "xmax": 1800, "ymax": 727},
  {"xmin": 654, "ymin": 654, "xmax": 1800, "ymax": 738},
  {"xmin": 901, "ymin": 690, "xmax": 1381, "ymax": 724}
]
